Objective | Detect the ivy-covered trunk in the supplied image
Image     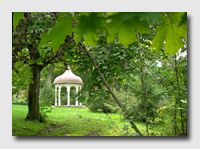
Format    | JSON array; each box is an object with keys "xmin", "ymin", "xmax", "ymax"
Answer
[{"xmin": 26, "ymin": 64, "xmax": 41, "ymax": 121}]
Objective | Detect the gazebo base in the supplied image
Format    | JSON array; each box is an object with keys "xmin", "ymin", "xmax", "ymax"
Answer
[{"xmin": 51, "ymin": 105, "xmax": 88, "ymax": 109}]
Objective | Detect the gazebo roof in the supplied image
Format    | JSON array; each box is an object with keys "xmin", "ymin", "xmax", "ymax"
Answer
[{"xmin": 53, "ymin": 66, "xmax": 83, "ymax": 84}]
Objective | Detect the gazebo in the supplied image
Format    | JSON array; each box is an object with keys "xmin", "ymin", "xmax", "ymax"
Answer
[{"xmin": 53, "ymin": 65, "xmax": 83, "ymax": 107}]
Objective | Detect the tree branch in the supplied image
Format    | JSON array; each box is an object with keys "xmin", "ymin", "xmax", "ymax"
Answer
[
  {"xmin": 78, "ymin": 41, "xmax": 143, "ymax": 136},
  {"xmin": 125, "ymin": 58, "xmax": 141, "ymax": 71},
  {"xmin": 161, "ymin": 50, "xmax": 176, "ymax": 70},
  {"xmin": 13, "ymin": 32, "xmax": 43, "ymax": 35},
  {"xmin": 103, "ymin": 43, "xmax": 113, "ymax": 75},
  {"xmin": 137, "ymin": 31, "xmax": 149, "ymax": 135}
]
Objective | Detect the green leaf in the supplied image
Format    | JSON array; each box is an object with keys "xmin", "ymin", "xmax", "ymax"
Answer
[
  {"xmin": 137, "ymin": 12, "xmax": 161, "ymax": 25},
  {"xmin": 106, "ymin": 12, "xmax": 118, "ymax": 16},
  {"xmin": 57, "ymin": 12, "xmax": 68, "ymax": 21},
  {"xmin": 118, "ymin": 12, "xmax": 161, "ymax": 25},
  {"xmin": 80, "ymin": 12, "xmax": 91, "ymax": 16},
  {"xmin": 106, "ymin": 14, "xmax": 150, "ymax": 47},
  {"xmin": 178, "ymin": 107, "xmax": 184, "ymax": 110},
  {"xmin": 151, "ymin": 21, "xmax": 167, "ymax": 53},
  {"xmin": 151, "ymin": 15, "xmax": 187, "ymax": 54},
  {"xmin": 39, "ymin": 16, "xmax": 73, "ymax": 52},
  {"xmin": 165, "ymin": 23, "xmax": 185, "ymax": 54},
  {"xmin": 74, "ymin": 13, "xmax": 106, "ymax": 46},
  {"xmin": 178, "ymin": 12, "xmax": 187, "ymax": 27},
  {"xmin": 13, "ymin": 12, "xmax": 24, "ymax": 31},
  {"xmin": 69, "ymin": 12, "xmax": 74, "ymax": 17},
  {"xmin": 180, "ymin": 100, "xmax": 187, "ymax": 103}
]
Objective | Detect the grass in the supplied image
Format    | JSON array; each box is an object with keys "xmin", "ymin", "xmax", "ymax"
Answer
[{"xmin": 12, "ymin": 105, "xmax": 167, "ymax": 136}]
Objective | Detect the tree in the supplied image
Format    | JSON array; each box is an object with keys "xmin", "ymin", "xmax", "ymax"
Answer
[
  {"xmin": 12, "ymin": 12, "xmax": 75, "ymax": 121},
  {"xmin": 47, "ymin": 64, "xmax": 53, "ymax": 85},
  {"xmin": 156, "ymin": 47, "xmax": 187, "ymax": 136},
  {"xmin": 13, "ymin": 12, "xmax": 187, "ymax": 135}
]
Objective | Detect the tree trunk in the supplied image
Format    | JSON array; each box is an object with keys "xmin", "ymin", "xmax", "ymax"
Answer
[
  {"xmin": 137, "ymin": 31, "xmax": 149, "ymax": 135},
  {"xmin": 47, "ymin": 64, "xmax": 53, "ymax": 85},
  {"xmin": 84, "ymin": 65, "xmax": 88, "ymax": 88},
  {"xmin": 25, "ymin": 64, "xmax": 42, "ymax": 122},
  {"xmin": 174, "ymin": 54, "xmax": 183, "ymax": 135}
]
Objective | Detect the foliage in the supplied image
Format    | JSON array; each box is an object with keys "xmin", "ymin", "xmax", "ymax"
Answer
[
  {"xmin": 12, "ymin": 12, "xmax": 76, "ymax": 121},
  {"xmin": 157, "ymin": 99, "xmax": 187, "ymax": 136},
  {"xmin": 12, "ymin": 62, "xmax": 32, "ymax": 95},
  {"xmin": 39, "ymin": 100, "xmax": 53, "ymax": 122},
  {"xmin": 12, "ymin": 12, "xmax": 187, "ymax": 136},
  {"xmin": 38, "ymin": 15, "xmax": 73, "ymax": 52},
  {"xmin": 106, "ymin": 13, "xmax": 151, "ymax": 46},
  {"xmin": 12, "ymin": 99, "xmax": 28, "ymax": 105},
  {"xmin": 154, "ymin": 48, "xmax": 187, "ymax": 136},
  {"xmin": 151, "ymin": 12, "xmax": 187, "ymax": 54},
  {"xmin": 127, "ymin": 74, "xmax": 166, "ymax": 122},
  {"xmin": 13, "ymin": 12, "xmax": 24, "ymax": 30},
  {"xmin": 39, "ymin": 82, "xmax": 54, "ymax": 122},
  {"xmin": 39, "ymin": 82, "xmax": 54, "ymax": 104},
  {"xmin": 60, "ymin": 87, "xmax": 77, "ymax": 105},
  {"xmin": 36, "ymin": 12, "xmax": 187, "ymax": 54},
  {"xmin": 74, "ymin": 12, "xmax": 107, "ymax": 47},
  {"xmin": 87, "ymin": 97, "xmax": 117, "ymax": 113}
]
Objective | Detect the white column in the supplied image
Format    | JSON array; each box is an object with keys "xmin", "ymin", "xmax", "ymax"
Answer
[
  {"xmin": 67, "ymin": 87, "xmax": 70, "ymax": 106},
  {"xmin": 55, "ymin": 86, "xmax": 57, "ymax": 106},
  {"xmin": 58, "ymin": 86, "xmax": 61, "ymax": 106},
  {"xmin": 75, "ymin": 86, "xmax": 78, "ymax": 106}
]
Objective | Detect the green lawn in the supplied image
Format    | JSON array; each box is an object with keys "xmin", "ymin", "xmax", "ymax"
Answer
[{"xmin": 12, "ymin": 105, "xmax": 166, "ymax": 136}]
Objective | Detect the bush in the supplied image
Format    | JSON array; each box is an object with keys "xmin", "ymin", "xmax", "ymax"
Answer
[
  {"xmin": 88, "ymin": 98, "xmax": 118, "ymax": 113},
  {"xmin": 39, "ymin": 98, "xmax": 53, "ymax": 122},
  {"xmin": 39, "ymin": 82, "xmax": 54, "ymax": 105},
  {"xmin": 125, "ymin": 100, "xmax": 159, "ymax": 122},
  {"xmin": 88, "ymin": 100, "xmax": 103, "ymax": 112},
  {"xmin": 103, "ymin": 102, "xmax": 119, "ymax": 113},
  {"xmin": 39, "ymin": 82, "xmax": 54, "ymax": 122},
  {"xmin": 12, "ymin": 99, "xmax": 27, "ymax": 105}
]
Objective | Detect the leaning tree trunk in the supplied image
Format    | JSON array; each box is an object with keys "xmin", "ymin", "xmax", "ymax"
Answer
[
  {"xmin": 25, "ymin": 64, "xmax": 42, "ymax": 122},
  {"xmin": 79, "ymin": 41, "xmax": 143, "ymax": 136}
]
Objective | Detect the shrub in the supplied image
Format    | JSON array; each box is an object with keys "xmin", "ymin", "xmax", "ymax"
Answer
[
  {"xmin": 39, "ymin": 98, "xmax": 53, "ymax": 122},
  {"xmin": 88, "ymin": 97, "xmax": 118, "ymax": 113},
  {"xmin": 39, "ymin": 82, "xmax": 54, "ymax": 105},
  {"xmin": 39, "ymin": 82, "xmax": 54, "ymax": 122},
  {"xmin": 12, "ymin": 99, "xmax": 27, "ymax": 105},
  {"xmin": 103, "ymin": 102, "xmax": 119, "ymax": 113},
  {"xmin": 88, "ymin": 100, "xmax": 103, "ymax": 112},
  {"xmin": 20, "ymin": 90, "xmax": 28, "ymax": 99}
]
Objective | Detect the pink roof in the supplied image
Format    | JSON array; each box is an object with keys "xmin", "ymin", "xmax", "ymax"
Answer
[{"xmin": 53, "ymin": 66, "xmax": 83, "ymax": 83}]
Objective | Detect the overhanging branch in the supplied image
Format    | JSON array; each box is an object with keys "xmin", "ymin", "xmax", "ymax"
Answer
[{"xmin": 78, "ymin": 41, "xmax": 143, "ymax": 136}]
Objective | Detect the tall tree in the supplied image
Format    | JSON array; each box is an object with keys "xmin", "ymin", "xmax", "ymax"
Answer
[
  {"xmin": 13, "ymin": 12, "xmax": 187, "ymax": 135},
  {"xmin": 12, "ymin": 12, "xmax": 75, "ymax": 121}
]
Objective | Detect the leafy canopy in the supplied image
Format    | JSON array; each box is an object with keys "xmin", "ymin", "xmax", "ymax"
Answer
[
  {"xmin": 37, "ymin": 12, "xmax": 187, "ymax": 54},
  {"xmin": 106, "ymin": 14, "xmax": 150, "ymax": 47},
  {"xmin": 13, "ymin": 12, "xmax": 24, "ymax": 31},
  {"xmin": 151, "ymin": 12, "xmax": 187, "ymax": 54},
  {"xmin": 74, "ymin": 12, "xmax": 107, "ymax": 47},
  {"xmin": 38, "ymin": 16, "xmax": 73, "ymax": 52}
]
